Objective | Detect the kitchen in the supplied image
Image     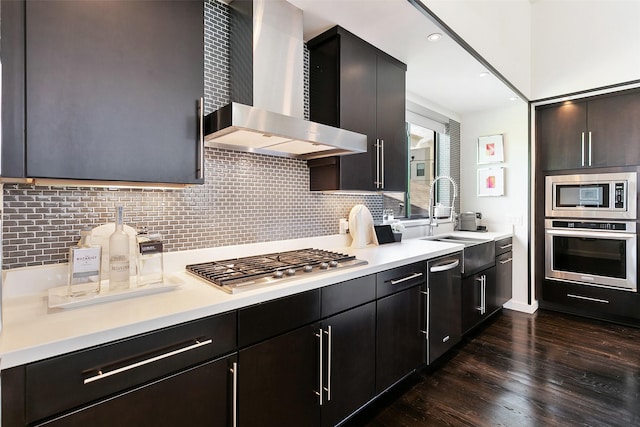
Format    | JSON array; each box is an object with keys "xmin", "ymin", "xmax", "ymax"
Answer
[{"xmin": 1, "ymin": 0, "xmax": 639, "ymax": 426}]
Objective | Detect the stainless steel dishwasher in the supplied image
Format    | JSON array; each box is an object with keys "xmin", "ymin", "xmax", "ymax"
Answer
[{"xmin": 425, "ymin": 252, "xmax": 463, "ymax": 364}]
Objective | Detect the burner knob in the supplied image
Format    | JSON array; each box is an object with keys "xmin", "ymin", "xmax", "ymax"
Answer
[
  {"xmin": 320, "ymin": 262, "xmax": 329, "ymax": 270},
  {"xmin": 273, "ymin": 270, "xmax": 284, "ymax": 279},
  {"xmin": 286, "ymin": 268, "xmax": 297, "ymax": 276},
  {"xmin": 303, "ymin": 265, "xmax": 314, "ymax": 273},
  {"xmin": 329, "ymin": 260, "xmax": 339, "ymax": 268}
]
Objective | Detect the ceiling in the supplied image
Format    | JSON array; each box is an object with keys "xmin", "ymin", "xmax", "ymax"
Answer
[{"xmin": 288, "ymin": 0, "xmax": 526, "ymax": 117}]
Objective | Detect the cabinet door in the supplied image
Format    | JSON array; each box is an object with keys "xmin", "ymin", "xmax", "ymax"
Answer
[
  {"xmin": 321, "ymin": 302, "xmax": 376, "ymax": 427},
  {"xmin": 25, "ymin": 1, "xmax": 203, "ymax": 183},
  {"xmin": 238, "ymin": 324, "xmax": 321, "ymax": 427},
  {"xmin": 536, "ymin": 102, "xmax": 587, "ymax": 171},
  {"xmin": 376, "ymin": 286, "xmax": 425, "ymax": 392},
  {"xmin": 376, "ymin": 55, "xmax": 407, "ymax": 192},
  {"xmin": 588, "ymin": 89, "xmax": 640, "ymax": 168},
  {"xmin": 496, "ymin": 251, "xmax": 513, "ymax": 307},
  {"xmin": 40, "ymin": 355, "xmax": 237, "ymax": 427},
  {"xmin": 461, "ymin": 267, "xmax": 496, "ymax": 334},
  {"xmin": 336, "ymin": 34, "xmax": 378, "ymax": 191}
]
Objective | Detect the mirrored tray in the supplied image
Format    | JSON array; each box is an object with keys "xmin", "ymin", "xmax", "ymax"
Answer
[{"xmin": 48, "ymin": 275, "xmax": 183, "ymax": 310}]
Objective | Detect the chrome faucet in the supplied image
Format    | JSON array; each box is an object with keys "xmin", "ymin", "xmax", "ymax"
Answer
[{"xmin": 428, "ymin": 175, "xmax": 458, "ymax": 236}]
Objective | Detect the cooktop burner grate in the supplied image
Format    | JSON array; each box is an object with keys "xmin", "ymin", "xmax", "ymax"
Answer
[{"xmin": 185, "ymin": 248, "xmax": 366, "ymax": 293}]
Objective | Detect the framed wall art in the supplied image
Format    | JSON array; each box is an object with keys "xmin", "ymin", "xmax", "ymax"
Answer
[
  {"xmin": 477, "ymin": 134, "xmax": 504, "ymax": 164},
  {"xmin": 477, "ymin": 167, "xmax": 504, "ymax": 197}
]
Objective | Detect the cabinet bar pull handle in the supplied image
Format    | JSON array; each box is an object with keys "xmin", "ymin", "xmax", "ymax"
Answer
[
  {"xmin": 581, "ymin": 132, "xmax": 585, "ymax": 166},
  {"xmin": 375, "ymin": 139, "xmax": 381, "ymax": 188},
  {"xmin": 430, "ymin": 259, "xmax": 460, "ymax": 273},
  {"xmin": 474, "ymin": 276, "xmax": 484, "ymax": 313},
  {"xmin": 324, "ymin": 326, "xmax": 332, "ymax": 401},
  {"xmin": 588, "ymin": 131, "xmax": 592, "ymax": 166},
  {"xmin": 380, "ymin": 139, "xmax": 385, "ymax": 189},
  {"xmin": 231, "ymin": 362, "xmax": 238, "ymax": 427},
  {"xmin": 499, "ymin": 243, "xmax": 513, "ymax": 250},
  {"xmin": 315, "ymin": 329, "xmax": 324, "ymax": 405},
  {"xmin": 390, "ymin": 272, "xmax": 424, "ymax": 285},
  {"xmin": 499, "ymin": 257, "xmax": 513, "ymax": 264},
  {"xmin": 567, "ymin": 294, "xmax": 609, "ymax": 304},
  {"xmin": 197, "ymin": 97, "xmax": 205, "ymax": 180},
  {"xmin": 83, "ymin": 339, "xmax": 213, "ymax": 385},
  {"xmin": 481, "ymin": 275, "xmax": 486, "ymax": 315}
]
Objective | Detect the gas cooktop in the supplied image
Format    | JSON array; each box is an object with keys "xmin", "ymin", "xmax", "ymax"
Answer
[{"xmin": 186, "ymin": 248, "xmax": 367, "ymax": 294}]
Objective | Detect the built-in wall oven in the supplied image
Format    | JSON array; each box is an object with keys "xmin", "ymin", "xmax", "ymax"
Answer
[{"xmin": 545, "ymin": 219, "xmax": 637, "ymax": 291}]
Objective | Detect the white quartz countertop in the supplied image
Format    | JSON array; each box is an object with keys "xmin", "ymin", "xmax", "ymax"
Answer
[{"xmin": 0, "ymin": 230, "xmax": 511, "ymax": 369}]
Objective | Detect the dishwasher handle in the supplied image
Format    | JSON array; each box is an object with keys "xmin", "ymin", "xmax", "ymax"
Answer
[{"xmin": 430, "ymin": 259, "xmax": 460, "ymax": 273}]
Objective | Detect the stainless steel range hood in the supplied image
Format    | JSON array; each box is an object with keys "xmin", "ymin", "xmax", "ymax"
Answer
[{"xmin": 203, "ymin": 0, "xmax": 366, "ymax": 159}]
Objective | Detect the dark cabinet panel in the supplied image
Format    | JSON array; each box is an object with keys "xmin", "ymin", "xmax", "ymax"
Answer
[
  {"xmin": 536, "ymin": 88, "xmax": 640, "ymax": 171},
  {"xmin": 26, "ymin": 312, "xmax": 236, "ymax": 424},
  {"xmin": 376, "ymin": 261, "xmax": 426, "ymax": 298},
  {"xmin": 376, "ymin": 285, "xmax": 425, "ymax": 392},
  {"xmin": 238, "ymin": 324, "xmax": 321, "ymax": 427},
  {"xmin": 321, "ymin": 274, "xmax": 376, "ymax": 318},
  {"xmin": 40, "ymin": 355, "xmax": 237, "ymax": 427},
  {"xmin": 462, "ymin": 266, "xmax": 497, "ymax": 334},
  {"xmin": 308, "ymin": 26, "xmax": 406, "ymax": 192},
  {"xmin": 496, "ymin": 251, "xmax": 513, "ymax": 307},
  {"xmin": 321, "ymin": 302, "xmax": 376, "ymax": 427},
  {"xmin": 3, "ymin": 0, "xmax": 203, "ymax": 183},
  {"xmin": 238, "ymin": 289, "xmax": 320, "ymax": 347}
]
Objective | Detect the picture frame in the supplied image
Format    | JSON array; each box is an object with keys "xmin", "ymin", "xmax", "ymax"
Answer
[
  {"xmin": 478, "ymin": 167, "xmax": 505, "ymax": 197},
  {"xmin": 477, "ymin": 134, "xmax": 504, "ymax": 164}
]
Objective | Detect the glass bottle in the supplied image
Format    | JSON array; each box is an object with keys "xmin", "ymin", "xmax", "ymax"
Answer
[
  {"xmin": 109, "ymin": 206, "xmax": 130, "ymax": 291},
  {"xmin": 68, "ymin": 227, "xmax": 102, "ymax": 297}
]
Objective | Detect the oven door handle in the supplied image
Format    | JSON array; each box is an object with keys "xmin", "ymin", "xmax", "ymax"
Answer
[{"xmin": 545, "ymin": 229, "xmax": 636, "ymax": 239}]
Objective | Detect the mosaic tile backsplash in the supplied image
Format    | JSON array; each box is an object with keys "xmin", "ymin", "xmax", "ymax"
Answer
[{"xmin": 2, "ymin": 149, "xmax": 383, "ymax": 269}]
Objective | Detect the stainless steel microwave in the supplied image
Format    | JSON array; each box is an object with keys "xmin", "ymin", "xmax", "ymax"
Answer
[{"xmin": 545, "ymin": 172, "xmax": 637, "ymax": 219}]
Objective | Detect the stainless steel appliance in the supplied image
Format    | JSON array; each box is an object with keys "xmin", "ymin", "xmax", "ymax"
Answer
[
  {"xmin": 186, "ymin": 248, "xmax": 367, "ymax": 293},
  {"xmin": 544, "ymin": 219, "xmax": 637, "ymax": 291},
  {"xmin": 545, "ymin": 172, "xmax": 636, "ymax": 219},
  {"xmin": 459, "ymin": 212, "xmax": 481, "ymax": 231}
]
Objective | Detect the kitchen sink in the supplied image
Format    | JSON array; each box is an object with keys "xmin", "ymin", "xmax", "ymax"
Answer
[{"xmin": 422, "ymin": 235, "xmax": 495, "ymax": 276}]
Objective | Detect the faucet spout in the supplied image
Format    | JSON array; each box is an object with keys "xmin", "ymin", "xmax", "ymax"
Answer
[{"xmin": 428, "ymin": 175, "xmax": 458, "ymax": 236}]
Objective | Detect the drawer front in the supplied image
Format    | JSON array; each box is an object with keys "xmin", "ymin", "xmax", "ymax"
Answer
[
  {"xmin": 541, "ymin": 280, "xmax": 639, "ymax": 319},
  {"xmin": 26, "ymin": 312, "xmax": 236, "ymax": 424},
  {"xmin": 495, "ymin": 237, "xmax": 513, "ymax": 256},
  {"xmin": 238, "ymin": 289, "xmax": 321, "ymax": 347},
  {"xmin": 376, "ymin": 262, "xmax": 426, "ymax": 298},
  {"xmin": 321, "ymin": 274, "xmax": 376, "ymax": 317}
]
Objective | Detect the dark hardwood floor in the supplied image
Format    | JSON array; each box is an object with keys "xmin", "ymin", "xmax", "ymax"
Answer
[{"xmin": 344, "ymin": 309, "xmax": 640, "ymax": 426}]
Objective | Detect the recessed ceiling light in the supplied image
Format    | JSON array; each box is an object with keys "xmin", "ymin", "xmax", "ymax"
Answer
[
  {"xmin": 509, "ymin": 97, "xmax": 518, "ymax": 101},
  {"xmin": 427, "ymin": 33, "xmax": 442, "ymax": 42},
  {"xmin": 479, "ymin": 72, "xmax": 490, "ymax": 78}
]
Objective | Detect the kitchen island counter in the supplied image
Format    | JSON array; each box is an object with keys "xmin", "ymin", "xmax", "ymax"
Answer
[{"xmin": 0, "ymin": 231, "xmax": 510, "ymax": 369}]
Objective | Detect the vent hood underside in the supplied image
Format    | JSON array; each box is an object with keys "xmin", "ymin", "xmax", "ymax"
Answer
[{"xmin": 204, "ymin": 103, "xmax": 367, "ymax": 160}]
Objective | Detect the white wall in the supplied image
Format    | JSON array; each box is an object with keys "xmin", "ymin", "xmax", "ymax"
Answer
[
  {"xmin": 531, "ymin": 0, "xmax": 640, "ymax": 99},
  {"xmin": 460, "ymin": 102, "xmax": 534, "ymax": 312}
]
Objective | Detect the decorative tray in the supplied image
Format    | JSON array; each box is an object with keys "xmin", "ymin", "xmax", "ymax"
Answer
[{"xmin": 48, "ymin": 275, "xmax": 184, "ymax": 310}]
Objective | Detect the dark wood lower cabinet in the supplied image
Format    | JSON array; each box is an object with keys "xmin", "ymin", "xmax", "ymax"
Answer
[
  {"xmin": 238, "ymin": 324, "xmax": 321, "ymax": 427},
  {"xmin": 39, "ymin": 355, "xmax": 237, "ymax": 427},
  {"xmin": 462, "ymin": 267, "xmax": 498, "ymax": 334},
  {"xmin": 376, "ymin": 285, "xmax": 425, "ymax": 392},
  {"xmin": 321, "ymin": 302, "xmax": 376, "ymax": 427}
]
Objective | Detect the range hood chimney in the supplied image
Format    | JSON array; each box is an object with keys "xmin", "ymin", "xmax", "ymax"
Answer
[{"xmin": 204, "ymin": 0, "xmax": 367, "ymax": 159}]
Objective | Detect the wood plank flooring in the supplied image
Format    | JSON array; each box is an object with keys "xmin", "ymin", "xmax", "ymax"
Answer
[{"xmin": 344, "ymin": 309, "xmax": 640, "ymax": 427}]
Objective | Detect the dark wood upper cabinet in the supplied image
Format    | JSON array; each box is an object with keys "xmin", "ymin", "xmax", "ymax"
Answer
[
  {"xmin": 2, "ymin": 0, "xmax": 204, "ymax": 184},
  {"xmin": 537, "ymin": 88, "xmax": 640, "ymax": 171},
  {"xmin": 307, "ymin": 26, "xmax": 407, "ymax": 192}
]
